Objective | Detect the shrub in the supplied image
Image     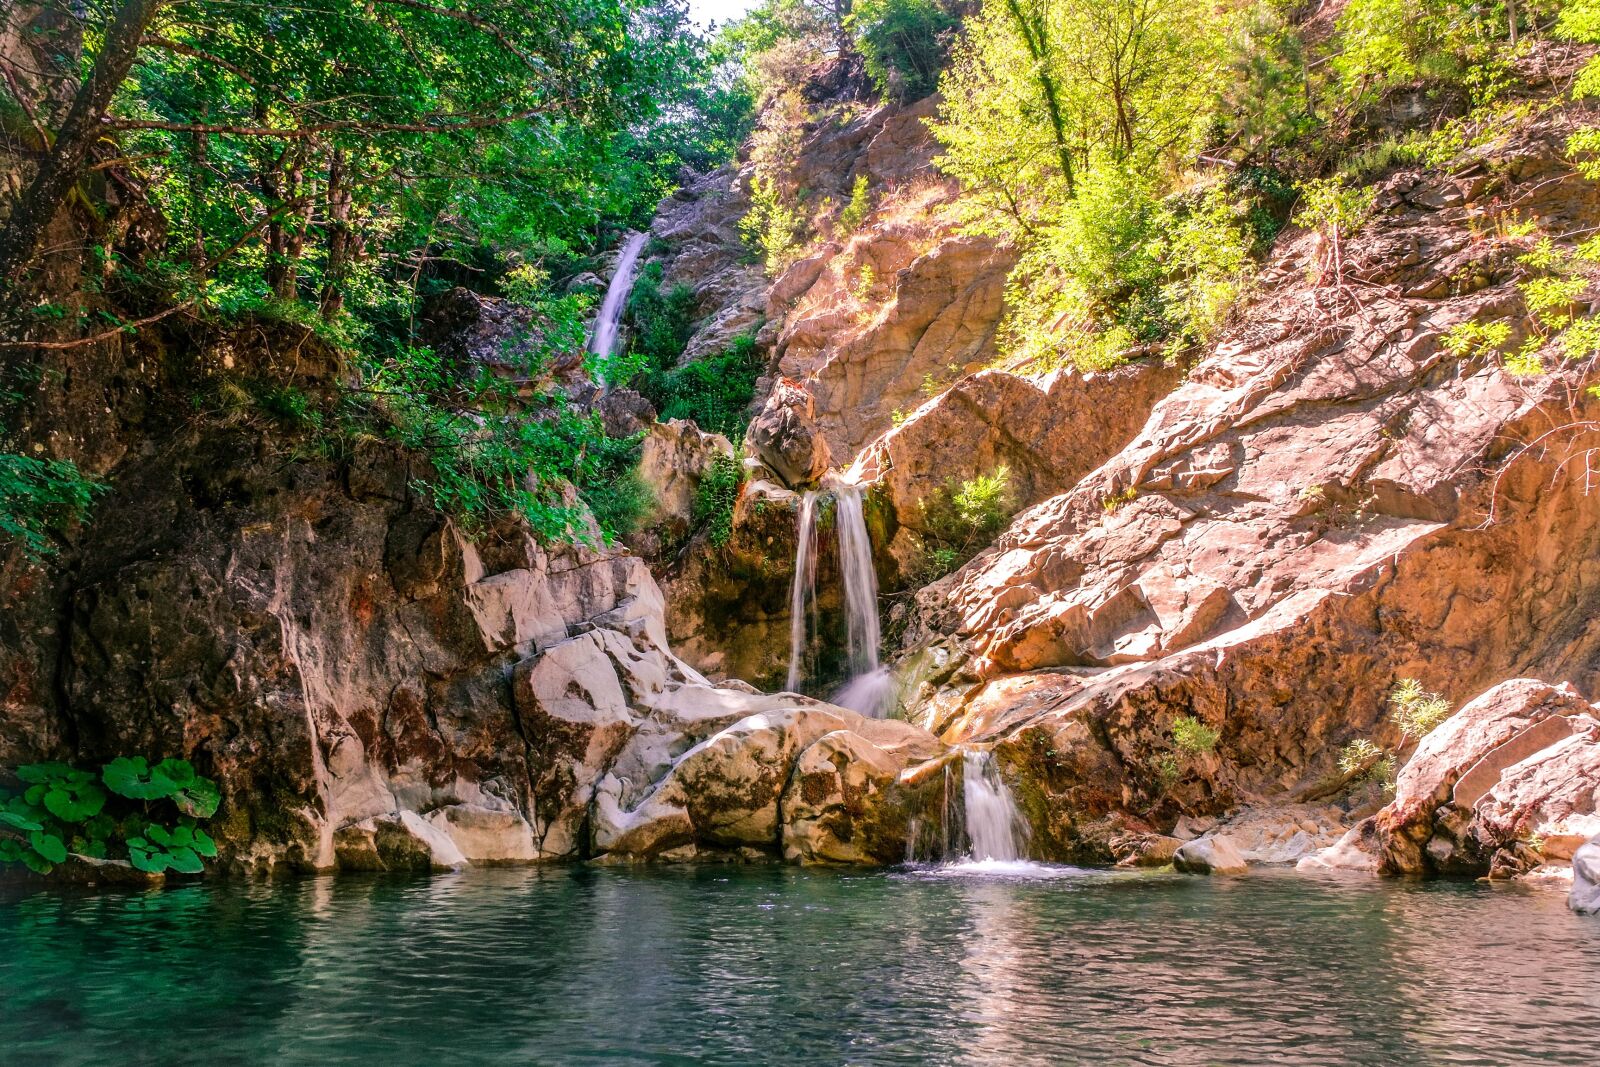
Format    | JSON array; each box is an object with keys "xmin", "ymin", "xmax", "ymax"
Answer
[
  {"xmin": 1389, "ymin": 678, "xmax": 1452, "ymax": 740},
  {"xmin": 639, "ymin": 333, "xmax": 763, "ymax": 440},
  {"xmin": 0, "ymin": 442, "xmax": 104, "ymax": 560},
  {"xmin": 1171, "ymin": 716, "xmax": 1220, "ymax": 756},
  {"xmin": 907, "ymin": 466, "xmax": 1015, "ymax": 582},
  {"xmin": 838, "ymin": 175, "xmax": 873, "ymax": 234},
  {"xmin": 1442, "ymin": 319, "xmax": 1511, "ymax": 360},
  {"xmin": 693, "ymin": 452, "xmax": 745, "ymax": 548},
  {"xmin": 740, "ymin": 173, "xmax": 806, "ymax": 273},
  {"xmin": 1, "ymin": 757, "xmax": 221, "ymax": 876},
  {"xmin": 849, "ymin": 0, "xmax": 956, "ymax": 104},
  {"xmin": 619, "ymin": 263, "xmax": 698, "ymax": 385},
  {"xmin": 1338, "ymin": 738, "xmax": 1397, "ymax": 791}
]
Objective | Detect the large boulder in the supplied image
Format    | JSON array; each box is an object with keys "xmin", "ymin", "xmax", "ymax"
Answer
[
  {"xmin": 745, "ymin": 379, "xmax": 833, "ymax": 489},
  {"xmin": 1373, "ymin": 679, "xmax": 1593, "ymax": 874},
  {"xmin": 1173, "ymin": 835, "xmax": 1248, "ymax": 875}
]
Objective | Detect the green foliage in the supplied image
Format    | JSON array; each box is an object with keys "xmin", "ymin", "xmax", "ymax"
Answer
[
  {"xmin": 1171, "ymin": 716, "xmax": 1220, "ymax": 756},
  {"xmin": 615, "ymin": 263, "xmax": 699, "ymax": 386},
  {"xmin": 907, "ymin": 466, "xmax": 1015, "ymax": 582},
  {"xmin": 1389, "ymin": 679, "xmax": 1453, "ymax": 741},
  {"xmin": 1442, "ymin": 319, "xmax": 1512, "ymax": 360},
  {"xmin": 638, "ymin": 333, "xmax": 764, "ymax": 440},
  {"xmin": 1293, "ymin": 178, "xmax": 1377, "ymax": 241},
  {"xmin": 838, "ymin": 175, "xmax": 874, "ymax": 234},
  {"xmin": 693, "ymin": 452, "xmax": 745, "ymax": 548},
  {"xmin": 740, "ymin": 174, "xmax": 806, "ymax": 273},
  {"xmin": 848, "ymin": 0, "xmax": 956, "ymax": 103},
  {"xmin": 1, "ymin": 758, "xmax": 219, "ymax": 877},
  {"xmin": 1338, "ymin": 738, "xmax": 1397, "ymax": 791},
  {"xmin": 0, "ymin": 442, "xmax": 104, "ymax": 561}
]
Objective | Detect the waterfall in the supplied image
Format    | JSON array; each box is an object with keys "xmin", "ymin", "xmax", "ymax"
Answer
[
  {"xmin": 831, "ymin": 484, "xmax": 891, "ymax": 718},
  {"xmin": 783, "ymin": 482, "xmax": 891, "ymax": 717},
  {"xmin": 962, "ymin": 750, "xmax": 1029, "ymax": 862},
  {"xmin": 786, "ymin": 490, "xmax": 821, "ymax": 692},
  {"xmin": 834, "ymin": 485, "xmax": 880, "ymax": 679},
  {"xmin": 588, "ymin": 232, "xmax": 648, "ymax": 364}
]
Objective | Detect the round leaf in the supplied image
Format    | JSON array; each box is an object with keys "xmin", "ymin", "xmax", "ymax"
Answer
[
  {"xmin": 15, "ymin": 762, "xmax": 72, "ymax": 785},
  {"xmin": 175, "ymin": 777, "xmax": 221, "ymax": 819},
  {"xmin": 43, "ymin": 779, "xmax": 106, "ymax": 822},
  {"xmin": 103, "ymin": 756, "xmax": 178, "ymax": 800},
  {"xmin": 191, "ymin": 829, "xmax": 218, "ymax": 858},
  {"xmin": 165, "ymin": 846, "xmax": 204, "ymax": 875},
  {"xmin": 126, "ymin": 838, "xmax": 165, "ymax": 873},
  {"xmin": 29, "ymin": 830, "xmax": 67, "ymax": 864}
]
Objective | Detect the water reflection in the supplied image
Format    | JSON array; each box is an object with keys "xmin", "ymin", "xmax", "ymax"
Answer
[{"xmin": 1, "ymin": 865, "xmax": 1595, "ymax": 1066}]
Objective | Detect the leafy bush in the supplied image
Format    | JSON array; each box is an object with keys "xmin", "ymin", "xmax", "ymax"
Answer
[
  {"xmin": 0, "ymin": 440, "xmax": 104, "ymax": 560},
  {"xmin": 838, "ymin": 175, "xmax": 873, "ymax": 234},
  {"xmin": 1, "ymin": 757, "xmax": 221, "ymax": 876},
  {"xmin": 1171, "ymin": 716, "xmax": 1220, "ymax": 756},
  {"xmin": 693, "ymin": 452, "xmax": 745, "ymax": 548},
  {"xmin": 740, "ymin": 174, "xmax": 806, "ymax": 273},
  {"xmin": 849, "ymin": 0, "xmax": 956, "ymax": 104},
  {"xmin": 617, "ymin": 263, "xmax": 699, "ymax": 385},
  {"xmin": 907, "ymin": 466, "xmax": 1015, "ymax": 582},
  {"xmin": 638, "ymin": 333, "xmax": 764, "ymax": 440},
  {"xmin": 1338, "ymin": 738, "xmax": 1397, "ymax": 791}
]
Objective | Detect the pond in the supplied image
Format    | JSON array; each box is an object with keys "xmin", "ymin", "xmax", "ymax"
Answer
[{"xmin": 2, "ymin": 862, "xmax": 1596, "ymax": 1065}]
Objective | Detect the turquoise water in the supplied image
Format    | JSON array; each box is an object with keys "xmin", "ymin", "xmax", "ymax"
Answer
[{"xmin": 1, "ymin": 863, "xmax": 1597, "ymax": 1065}]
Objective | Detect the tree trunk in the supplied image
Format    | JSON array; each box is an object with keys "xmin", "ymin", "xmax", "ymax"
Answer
[
  {"xmin": 0, "ymin": 0, "xmax": 165, "ymax": 295},
  {"xmin": 1004, "ymin": 0, "xmax": 1076, "ymax": 197},
  {"xmin": 319, "ymin": 148, "xmax": 351, "ymax": 320}
]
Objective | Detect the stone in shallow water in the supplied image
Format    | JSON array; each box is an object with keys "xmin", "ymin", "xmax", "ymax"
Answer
[
  {"xmin": 1173, "ymin": 835, "xmax": 1248, "ymax": 875},
  {"xmin": 1572, "ymin": 834, "xmax": 1600, "ymax": 915}
]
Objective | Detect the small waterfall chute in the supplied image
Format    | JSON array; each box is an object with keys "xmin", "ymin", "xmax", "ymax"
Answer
[
  {"xmin": 831, "ymin": 483, "xmax": 892, "ymax": 718},
  {"xmin": 961, "ymin": 749, "xmax": 1029, "ymax": 863},
  {"xmin": 786, "ymin": 490, "xmax": 821, "ymax": 692},
  {"xmin": 588, "ymin": 232, "xmax": 648, "ymax": 367}
]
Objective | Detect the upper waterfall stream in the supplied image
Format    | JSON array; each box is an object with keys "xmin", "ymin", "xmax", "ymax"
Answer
[{"xmin": 588, "ymin": 231, "xmax": 647, "ymax": 365}]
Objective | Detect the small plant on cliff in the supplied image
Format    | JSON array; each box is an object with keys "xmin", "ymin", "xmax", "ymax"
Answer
[
  {"xmin": 1, "ymin": 757, "xmax": 220, "ymax": 876},
  {"xmin": 0, "ymin": 442, "xmax": 104, "ymax": 561},
  {"xmin": 1338, "ymin": 738, "xmax": 1397, "ymax": 792},
  {"xmin": 1102, "ymin": 486, "xmax": 1139, "ymax": 513},
  {"xmin": 694, "ymin": 452, "xmax": 745, "ymax": 548},
  {"xmin": 1294, "ymin": 177, "xmax": 1377, "ymax": 287},
  {"xmin": 838, "ymin": 175, "xmax": 874, "ymax": 234},
  {"xmin": 1442, "ymin": 319, "xmax": 1512, "ymax": 361},
  {"xmin": 740, "ymin": 174, "xmax": 806, "ymax": 273},
  {"xmin": 1390, "ymin": 678, "xmax": 1453, "ymax": 740},
  {"xmin": 1171, "ymin": 716, "xmax": 1220, "ymax": 756},
  {"xmin": 906, "ymin": 466, "xmax": 1015, "ymax": 583}
]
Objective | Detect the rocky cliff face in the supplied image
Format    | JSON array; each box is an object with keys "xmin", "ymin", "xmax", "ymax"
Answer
[{"xmin": 887, "ymin": 86, "xmax": 1600, "ymax": 868}]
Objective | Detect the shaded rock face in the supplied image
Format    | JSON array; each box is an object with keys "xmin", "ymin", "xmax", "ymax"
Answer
[
  {"xmin": 628, "ymin": 418, "xmax": 733, "ymax": 561},
  {"xmin": 658, "ymin": 480, "xmax": 843, "ymax": 691},
  {"xmin": 893, "ymin": 108, "xmax": 1600, "ymax": 856},
  {"xmin": 0, "ymin": 360, "xmax": 945, "ymax": 870}
]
